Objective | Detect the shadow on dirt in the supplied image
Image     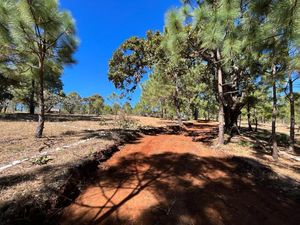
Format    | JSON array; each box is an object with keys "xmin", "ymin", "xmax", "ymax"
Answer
[
  {"xmin": 5, "ymin": 152, "xmax": 297, "ymax": 225},
  {"xmin": 236, "ymin": 127, "xmax": 300, "ymax": 158},
  {"xmin": 1, "ymin": 123, "xmax": 300, "ymax": 225},
  {"xmin": 59, "ymin": 126, "xmax": 182, "ymax": 146},
  {"xmin": 0, "ymin": 125, "xmax": 182, "ymax": 225},
  {"xmin": 184, "ymin": 122, "xmax": 218, "ymax": 145},
  {"xmin": 59, "ymin": 153, "xmax": 300, "ymax": 225}
]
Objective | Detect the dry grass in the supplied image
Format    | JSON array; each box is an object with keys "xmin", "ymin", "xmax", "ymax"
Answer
[
  {"xmin": 0, "ymin": 114, "xmax": 173, "ymax": 206},
  {"xmin": 0, "ymin": 115, "xmax": 299, "ymax": 225},
  {"xmin": 220, "ymin": 122, "xmax": 300, "ymax": 182}
]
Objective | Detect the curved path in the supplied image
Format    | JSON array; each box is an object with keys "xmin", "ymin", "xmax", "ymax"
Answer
[{"xmin": 60, "ymin": 125, "xmax": 300, "ymax": 225}]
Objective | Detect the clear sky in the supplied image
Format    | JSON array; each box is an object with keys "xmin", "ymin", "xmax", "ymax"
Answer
[{"xmin": 59, "ymin": 0, "xmax": 180, "ymax": 105}]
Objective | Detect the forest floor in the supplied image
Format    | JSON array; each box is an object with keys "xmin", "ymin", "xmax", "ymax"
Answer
[{"xmin": 0, "ymin": 114, "xmax": 300, "ymax": 225}]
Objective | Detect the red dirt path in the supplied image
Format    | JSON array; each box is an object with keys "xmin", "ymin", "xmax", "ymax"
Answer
[{"xmin": 60, "ymin": 124, "xmax": 300, "ymax": 225}]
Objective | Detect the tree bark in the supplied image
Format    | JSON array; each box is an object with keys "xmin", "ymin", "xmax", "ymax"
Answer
[
  {"xmin": 224, "ymin": 105, "xmax": 241, "ymax": 134},
  {"xmin": 271, "ymin": 66, "xmax": 278, "ymax": 160},
  {"xmin": 35, "ymin": 59, "xmax": 45, "ymax": 138},
  {"xmin": 216, "ymin": 49, "xmax": 224, "ymax": 145},
  {"xmin": 191, "ymin": 103, "xmax": 199, "ymax": 121},
  {"xmin": 29, "ymin": 79, "xmax": 35, "ymax": 115},
  {"xmin": 289, "ymin": 73, "xmax": 295, "ymax": 152}
]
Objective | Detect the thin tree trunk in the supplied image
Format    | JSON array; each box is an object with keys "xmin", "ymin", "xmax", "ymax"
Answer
[
  {"xmin": 207, "ymin": 108, "xmax": 210, "ymax": 121},
  {"xmin": 216, "ymin": 49, "xmax": 225, "ymax": 145},
  {"xmin": 289, "ymin": 73, "xmax": 295, "ymax": 152},
  {"xmin": 193, "ymin": 106, "xmax": 199, "ymax": 121},
  {"xmin": 271, "ymin": 66, "xmax": 278, "ymax": 160},
  {"xmin": 29, "ymin": 79, "xmax": 35, "ymax": 115},
  {"xmin": 247, "ymin": 102, "xmax": 253, "ymax": 131},
  {"xmin": 174, "ymin": 96, "xmax": 182, "ymax": 126},
  {"xmin": 254, "ymin": 108, "xmax": 258, "ymax": 132},
  {"xmin": 35, "ymin": 59, "xmax": 45, "ymax": 138},
  {"xmin": 174, "ymin": 73, "xmax": 183, "ymax": 126}
]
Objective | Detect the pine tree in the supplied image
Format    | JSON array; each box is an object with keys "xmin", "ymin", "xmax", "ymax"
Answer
[{"xmin": 10, "ymin": 0, "xmax": 78, "ymax": 137}]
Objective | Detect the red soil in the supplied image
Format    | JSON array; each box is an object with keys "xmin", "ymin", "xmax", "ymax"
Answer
[{"xmin": 60, "ymin": 124, "xmax": 300, "ymax": 225}]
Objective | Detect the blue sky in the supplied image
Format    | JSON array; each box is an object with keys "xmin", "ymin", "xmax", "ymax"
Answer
[{"xmin": 60, "ymin": 0, "xmax": 180, "ymax": 105}]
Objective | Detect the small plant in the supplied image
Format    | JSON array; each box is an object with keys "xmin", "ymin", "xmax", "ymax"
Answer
[
  {"xmin": 30, "ymin": 155, "xmax": 53, "ymax": 165},
  {"xmin": 239, "ymin": 140, "xmax": 253, "ymax": 147},
  {"xmin": 116, "ymin": 111, "xmax": 137, "ymax": 129},
  {"xmin": 99, "ymin": 115, "xmax": 107, "ymax": 126}
]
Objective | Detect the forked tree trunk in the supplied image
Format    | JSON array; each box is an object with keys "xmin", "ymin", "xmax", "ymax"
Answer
[
  {"xmin": 35, "ymin": 59, "xmax": 45, "ymax": 138},
  {"xmin": 216, "ymin": 49, "xmax": 225, "ymax": 145},
  {"xmin": 271, "ymin": 66, "xmax": 278, "ymax": 160},
  {"xmin": 289, "ymin": 73, "xmax": 295, "ymax": 152}
]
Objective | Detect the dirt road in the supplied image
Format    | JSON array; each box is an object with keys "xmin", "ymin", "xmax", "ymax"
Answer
[{"xmin": 60, "ymin": 124, "xmax": 300, "ymax": 225}]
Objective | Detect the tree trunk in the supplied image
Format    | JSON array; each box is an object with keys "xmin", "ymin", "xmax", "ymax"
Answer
[
  {"xmin": 289, "ymin": 73, "xmax": 295, "ymax": 152},
  {"xmin": 271, "ymin": 66, "xmax": 278, "ymax": 160},
  {"xmin": 174, "ymin": 73, "xmax": 183, "ymax": 126},
  {"xmin": 224, "ymin": 106, "xmax": 241, "ymax": 134},
  {"xmin": 191, "ymin": 104, "xmax": 199, "ymax": 121},
  {"xmin": 216, "ymin": 49, "xmax": 224, "ymax": 145},
  {"xmin": 174, "ymin": 96, "xmax": 182, "ymax": 126},
  {"xmin": 207, "ymin": 108, "xmax": 210, "ymax": 121},
  {"xmin": 35, "ymin": 59, "xmax": 45, "ymax": 138},
  {"xmin": 254, "ymin": 108, "xmax": 258, "ymax": 132},
  {"xmin": 29, "ymin": 79, "xmax": 35, "ymax": 115},
  {"xmin": 247, "ymin": 102, "xmax": 253, "ymax": 131}
]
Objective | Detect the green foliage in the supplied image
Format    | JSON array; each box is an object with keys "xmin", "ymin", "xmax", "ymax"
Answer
[
  {"xmin": 123, "ymin": 102, "xmax": 133, "ymax": 114},
  {"xmin": 112, "ymin": 103, "xmax": 121, "ymax": 115},
  {"xmin": 87, "ymin": 94, "xmax": 104, "ymax": 115},
  {"xmin": 108, "ymin": 32, "xmax": 162, "ymax": 92},
  {"xmin": 30, "ymin": 155, "xmax": 53, "ymax": 166},
  {"xmin": 63, "ymin": 92, "xmax": 82, "ymax": 114},
  {"xmin": 102, "ymin": 105, "xmax": 112, "ymax": 115},
  {"xmin": 109, "ymin": 0, "xmax": 300, "ymax": 131}
]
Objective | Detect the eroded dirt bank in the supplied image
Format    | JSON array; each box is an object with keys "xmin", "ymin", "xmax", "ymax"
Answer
[{"xmin": 59, "ymin": 124, "xmax": 300, "ymax": 225}]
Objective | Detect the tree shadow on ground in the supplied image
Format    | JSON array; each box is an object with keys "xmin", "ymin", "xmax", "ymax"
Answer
[
  {"xmin": 0, "ymin": 144, "xmax": 122, "ymax": 225},
  {"xmin": 239, "ymin": 127, "xmax": 300, "ymax": 157},
  {"xmin": 184, "ymin": 123, "xmax": 218, "ymax": 145},
  {"xmin": 0, "ymin": 126, "xmax": 182, "ymax": 225},
  {"xmin": 186, "ymin": 123, "xmax": 300, "ymax": 158},
  {"xmin": 59, "ymin": 126, "xmax": 181, "ymax": 146},
  {"xmin": 59, "ymin": 152, "xmax": 300, "ymax": 225}
]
